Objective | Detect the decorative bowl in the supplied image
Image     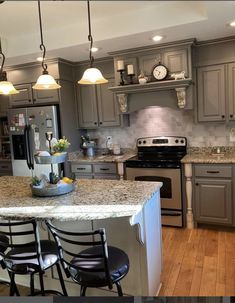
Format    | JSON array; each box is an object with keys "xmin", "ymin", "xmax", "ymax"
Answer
[
  {"xmin": 34, "ymin": 152, "xmax": 68, "ymax": 164},
  {"xmin": 31, "ymin": 181, "xmax": 75, "ymax": 197}
]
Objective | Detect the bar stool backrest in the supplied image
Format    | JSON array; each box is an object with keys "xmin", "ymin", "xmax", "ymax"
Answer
[
  {"xmin": 0, "ymin": 219, "xmax": 44, "ymax": 272},
  {"xmin": 46, "ymin": 220, "xmax": 113, "ymax": 289}
]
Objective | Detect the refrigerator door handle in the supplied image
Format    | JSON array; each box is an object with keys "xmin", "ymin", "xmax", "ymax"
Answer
[
  {"xmin": 28, "ymin": 124, "xmax": 34, "ymax": 170},
  {"xmin": 24, "ymin": 125, "xmax": 31, "ymax": 170}
]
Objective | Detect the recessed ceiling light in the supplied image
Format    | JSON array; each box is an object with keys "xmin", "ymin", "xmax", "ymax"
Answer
[
  {"xmin": 36, "ymin": 57, "xmax": 43, "ymax": 62},
  {"xmin": 152, "ymin": 35, "xmax": 163, "ymax": 42},
  {"xmin": 229, "ymin": 20, "xmax": 235, "ymax": 27},
  {"xmin": 91, "ymin": 47, "xmax": 99, "ymax": 53}
]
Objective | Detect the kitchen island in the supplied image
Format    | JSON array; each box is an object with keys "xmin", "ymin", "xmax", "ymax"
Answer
[{"xmin": 0, "ymin": 177, "xmax": 162, "ymax": 296}]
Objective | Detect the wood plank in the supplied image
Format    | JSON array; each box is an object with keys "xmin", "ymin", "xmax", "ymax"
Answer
[{"xmin": 199, "ymin": 256, "xmax": 217, "ymax": 295}]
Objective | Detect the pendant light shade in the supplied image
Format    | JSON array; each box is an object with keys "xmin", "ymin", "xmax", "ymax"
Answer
[
  {"xmin": 33, "ymin": 71, "xmax": 61, "ymax": 90},
  {"xmin": 0, "ymin": 41, "xmax": 19, "ymax": 95},
  {"xmin": 34, "ymin": 0, "xmax": 60, "ymax": 90},
  {"xmin": 78, "ymin": 67, "xmax": 108, "ymax": 85},
  {"xmin": 78, "ymin": 1, "xmax": 108, "ymax": 85}
]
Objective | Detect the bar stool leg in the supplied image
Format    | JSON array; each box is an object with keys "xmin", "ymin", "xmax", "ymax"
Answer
[
  {"xmin": 80, "ymin": 285, "xmax": 87, "ymax": 296},
  {"xmin": 56, "ymin": 263, "xmax": 68, "ymax": 296},
  {"xmin": 6, "ymin": 271, "xmax": 20, "ymax": 296},
  {"xmin": 115, "ymin": 282, "xmax": 123, "ymax": 296},
  {"xmin": 9, "ymin": 272, "xmax": 17, "ymax": 296},
  {"xmin": 30, "ymin": 274, "xmax": 35, "ymax": 296},
  {"xmin": 38, "ymin": 271, "xmax": 45, "ymax": 296}
]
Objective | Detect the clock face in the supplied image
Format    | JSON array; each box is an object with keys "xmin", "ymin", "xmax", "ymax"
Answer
[{"xmin": 152, "ymin": 65, "xmax": 168, "ymax": 80}]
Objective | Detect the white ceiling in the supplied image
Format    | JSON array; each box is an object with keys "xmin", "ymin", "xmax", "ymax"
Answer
[{"xmin": 0, "ymin": 1, "xmax": 235, "ymax": 66}]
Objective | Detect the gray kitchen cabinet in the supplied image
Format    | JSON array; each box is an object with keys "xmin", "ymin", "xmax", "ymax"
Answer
[
  {"xmin": 9, "ymin": 83, "xmax": 59, "ymax": 107},
  {"xmin": 162, "ymin": 49, "xmax": 188, "ymax": 77},
  {"xmin": 228, "ymin": 62, "xmax": 235, "ymax": 120},
  {"xmin": 0, "ymin": 161, "xmax": 12, "ymax": 176},
  {"xmin": 77, "ymin": 77, "xmax": 120, "ymax": 128},
  {"xmin": 197, "ymin": 64, "xmax": 226, "ymax": 122},
  {"xmin": 71, "ymin": 161, "xmax": 119, "ymax": 180},
  {"xmin": 193, "ymin": 164, "xmax": 233, "ymax": 225}
]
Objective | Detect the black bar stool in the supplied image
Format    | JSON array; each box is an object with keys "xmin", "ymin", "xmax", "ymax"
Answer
[
  {"xmin": 46, "ymin": 220, "xmax": 129, "ymax": 296},
  {"xmin": 0, "ymin": 233, "xmax": 19, "ymax": 295},
  {"xmin": 0, "ymin": 219, "xmax": 67, "ymax": 296}
]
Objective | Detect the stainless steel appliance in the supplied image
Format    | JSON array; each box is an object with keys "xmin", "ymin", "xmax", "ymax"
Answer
[
  {"xmin": 9, "ymin": 106, "xmax": 60, "ymax": 177},
  {"xmin": 125, "ymin": 136, "xmax": 187, "ymax": 227}
]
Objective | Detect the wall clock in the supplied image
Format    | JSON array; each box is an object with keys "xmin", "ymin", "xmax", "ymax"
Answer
[{"xmin": 152, "ymin": 63, "xmax": 168, "ymax": 81}]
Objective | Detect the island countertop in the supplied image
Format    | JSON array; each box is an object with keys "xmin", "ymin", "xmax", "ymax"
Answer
[{"xmin": 0, "ymin": 176, "xmax": 162, "ymax": 221}]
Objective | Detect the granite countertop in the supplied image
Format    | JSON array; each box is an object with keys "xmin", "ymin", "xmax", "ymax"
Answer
[
  {"xmin": 181, "ymin": 146, "xmax": 235, "ymax": 164},
  {"xmin": 68, "ymin": 149, "xmax": 136, "ymax": 163},
  {"xmin": 0, "ymin": 176, "xmax": 161, "ymax": 221},
  {"xmin": 181, "ymin": 153, "xmax": 235, "ymax": 164}
]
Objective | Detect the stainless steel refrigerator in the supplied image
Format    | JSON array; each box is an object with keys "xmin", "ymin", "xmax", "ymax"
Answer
[{"xmin": 9, "ymin": 105, "xmax": 60, "ymax": 177}]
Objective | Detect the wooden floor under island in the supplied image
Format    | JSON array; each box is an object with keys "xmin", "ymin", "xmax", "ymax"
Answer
[{"xmin": 0, "ymin": 177, "xmax": 162, "ymax": 296}]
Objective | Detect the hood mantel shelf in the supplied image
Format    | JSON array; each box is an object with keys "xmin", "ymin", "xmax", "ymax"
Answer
[{"xmin": 109, "ymin": 78, "xmax": 193, "ymax": 112}]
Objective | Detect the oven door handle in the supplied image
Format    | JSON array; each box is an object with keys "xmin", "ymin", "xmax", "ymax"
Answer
[{"xmin": 161, "ymin": 211, "xmax": 182, "ymax": 216}]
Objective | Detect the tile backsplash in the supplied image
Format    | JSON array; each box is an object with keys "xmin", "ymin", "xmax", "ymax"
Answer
[{"xmin": 88, "ymin": 107, "xmax": 235, "ymax": 149}]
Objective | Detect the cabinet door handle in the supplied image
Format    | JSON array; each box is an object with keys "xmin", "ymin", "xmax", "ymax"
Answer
[
  {"xmin": 230, "ymin": 114, "xmax": 234, "ymax": 118},
  {"xmin": 94, "ymin": 122, "xmax": 97, "ymax": 125},
  {"xmin": 0, "ymin": 166, "xmax": 8, "ymax": 169},
  {"xmin": 77, "ymin": 167, "xmax": 86, "ymax": 170},
  {"xmin": 28, "ymin": 99, "xmax": 31, "ymax": 103},
  {"xmin": 100, "ymin": 168, "xmax": 109, "ymax": 171},
  {"xmin": 221, "ymin": 115, "xmax": 225, "ymax": 119},
  {"xmin": 99, "ymin": 122, "xmax": 103, "ymax": 125},
  {"xmin": 206, "ymin": 170, "xmax": 220, "ymax": 174},
  {"xmin": 195, "ymin": 183, "xmax": 199, "ymax": 186}
]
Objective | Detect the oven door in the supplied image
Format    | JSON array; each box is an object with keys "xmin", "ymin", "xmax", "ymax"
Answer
[
  {"xmin": 126, "ymin": 167, "xmax": 183, "ymax": 227},
  {"xmin": 126, "ymin": 167, "xmax": 182, "ymax": 210}
]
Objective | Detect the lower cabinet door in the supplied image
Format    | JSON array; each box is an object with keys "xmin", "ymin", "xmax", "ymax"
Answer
[{"xmin": 195, "ymin": 178, "xmax": 232, "ymax": 225}]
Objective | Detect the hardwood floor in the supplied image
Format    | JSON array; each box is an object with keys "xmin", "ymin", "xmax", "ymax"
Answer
[
  {"xmin": 159, "ymin": 226, "xmax": 235, "ymax": 296},
  {"xmin": 0, "ymin": 226, "xmax": 235, "ymax": 297}
]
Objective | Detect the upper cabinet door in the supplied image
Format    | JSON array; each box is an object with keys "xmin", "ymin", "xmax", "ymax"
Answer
[
  {"xmin": 77, "ymin": 85, "xmax": 99, "ymax": 128},
  {"xmin": 162, "ymin": 49, "xmax": 188, "ymax": 77},
  {"xmin": 197, "ymin": 65, "xmax": 226, "ymax": 122},
  {"xmin": 9, "ymin": 84, "xmax": 33, "ymax": 107},
  {"xmin": 32, "ymin": 87, "xmax": 59, "ymax": 105},
  {"xmin": 96, "ymin": 79, "xmax": 120, "ymax": 127},
  {"xmin": 228, "ymin": 63, "xmax": 235, "ymax": 121}
]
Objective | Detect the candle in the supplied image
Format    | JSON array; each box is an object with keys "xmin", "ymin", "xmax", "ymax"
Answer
[
  {"xmin": 117, "ymin": 60, "xmax": 124, "ymax": 71},
  {"xmin": 127, "ymin": 64, "xmax": 134, "ymax": 75}
]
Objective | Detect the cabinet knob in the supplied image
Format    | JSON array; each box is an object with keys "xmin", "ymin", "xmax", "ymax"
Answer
[
  {"xmin": 99, "ymin": 122, "xmax": 103, "ymax": 125},
  {"xmin": 28, "ymin": 99, "xmax": 31, "ymax": 102},
  {"xmin": 195, "ymin": 183, "xmax": 199, "ymax": 186},
  {"xmin": 230, "ymin": 114, "xmax": 234, "ymax": 118},
  {"xmin": 221, "ymin": 115, "xmax": 225, "ymax": 119},
  {"xmin": 94, "ymin": 122, "xmax": 97, "ymax": 125}
]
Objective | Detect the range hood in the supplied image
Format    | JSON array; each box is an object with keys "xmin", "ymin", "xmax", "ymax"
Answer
[{"xmin": 109, "ymin": 78, "xmax": 192, "ymax": 112}]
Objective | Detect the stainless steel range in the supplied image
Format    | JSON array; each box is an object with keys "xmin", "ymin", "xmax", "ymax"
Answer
[{"xmin": 125, "ymin": 136, "xmax": 187, "ymax": 227}]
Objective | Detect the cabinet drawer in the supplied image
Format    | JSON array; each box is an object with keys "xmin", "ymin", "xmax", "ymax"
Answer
[
  {"xmin": 74, "ymin": 174, "xmax": 93, "ymax": 179},
  {"xmin": 71, "ymin": 164, "xmax": 92, "ymax": 174},
  {"xmin": 0, "ymin": 162, "xmax": 12, "ymax": 172},
  {"xmin": 94, "ymin": 163, "xmax": 117, "ymax": 174},
  {"xmin": 94, "ymin": 174, "xmax": 119, "ymax": 180},
  {"xmin": 194, "ymin": 165, "xmax": 232, "ymax": 178}
]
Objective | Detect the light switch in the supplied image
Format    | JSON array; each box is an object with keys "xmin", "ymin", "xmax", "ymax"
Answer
[{"xmin": 230, "ymin": 128, "xmax": 235, "ymax": 141}]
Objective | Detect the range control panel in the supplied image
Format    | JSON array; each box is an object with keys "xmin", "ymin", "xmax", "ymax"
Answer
[{"xmin": 137, "ymin": 136, "xmax": 187, "ymax": 147}]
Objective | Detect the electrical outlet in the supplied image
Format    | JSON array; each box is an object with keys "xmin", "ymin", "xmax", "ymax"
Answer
[
  {"xmin": 230, "ymin": 128, "xmax": 235, "ymax": 141},
  {"xmin": 106, "ymin": 136, "xmax": 112, "ymax": 143}
]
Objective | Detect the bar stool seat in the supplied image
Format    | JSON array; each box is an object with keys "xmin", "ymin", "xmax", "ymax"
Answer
[
  {"xmin": 70, "ymin": 245, "xmax": 129, "ymax": 287},
  {"xmin": 5, "ymin": 240, "xmax": 59, "ymax": 274}
]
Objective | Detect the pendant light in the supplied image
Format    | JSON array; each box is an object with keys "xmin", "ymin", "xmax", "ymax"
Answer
[
  {"xmin": 0, "ymin": 39, "xmax": 19, "ymax": 95},
  {"xmin": 33, "ymin": 0, "xmax": 61, "ymax": 90},
  {"xmin": 78, "ymin": 1, "xmax": 108, "ymax": 85}
]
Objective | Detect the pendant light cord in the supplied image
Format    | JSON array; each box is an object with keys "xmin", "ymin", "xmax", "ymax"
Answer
[
  {"xmin": 87, "ymin": 0, "xmax": 94, "ymax": 67},
  {"xmin": 0, "ymin": 38, "xmax": 5, "ymax": 75},
  {"xmin": 37, "ymin": 0, "xmax": 47, "ymax": 73}
]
